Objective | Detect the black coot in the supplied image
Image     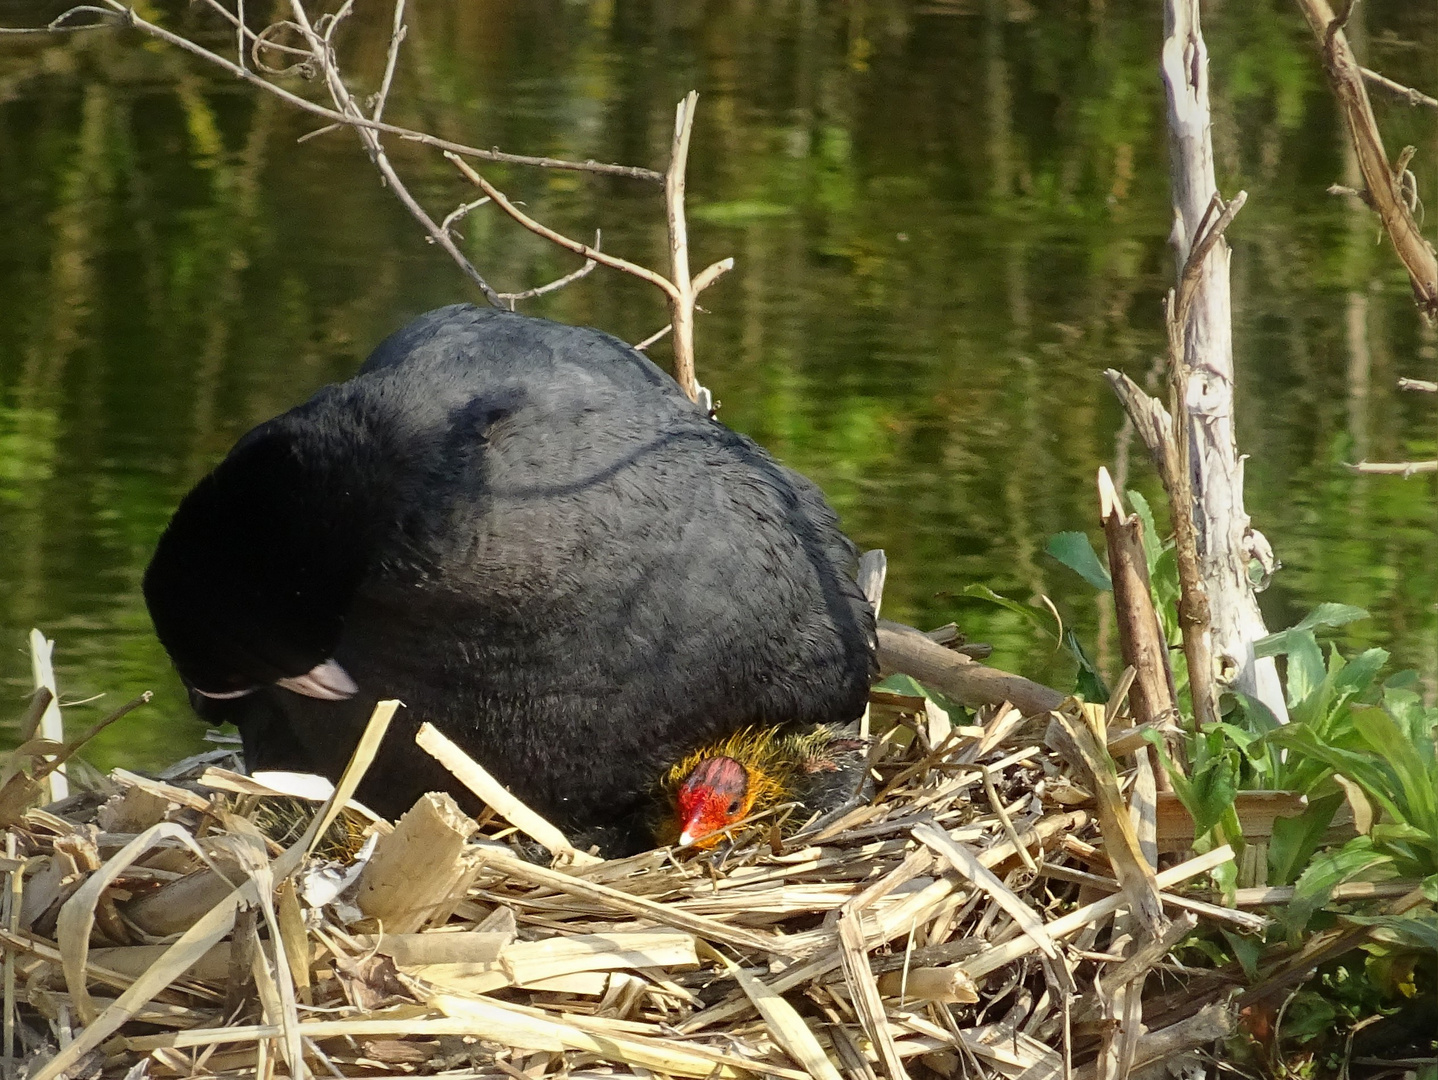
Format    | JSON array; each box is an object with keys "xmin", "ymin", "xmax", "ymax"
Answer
[{"xmin": 143, "ymin": 305, "xmax": 876, "ymax": 854}]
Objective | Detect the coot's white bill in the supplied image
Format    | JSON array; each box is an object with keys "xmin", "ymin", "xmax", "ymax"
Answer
[{"xmin": 277, "ymin": 659, "xmax": 358, "ymax": 700}]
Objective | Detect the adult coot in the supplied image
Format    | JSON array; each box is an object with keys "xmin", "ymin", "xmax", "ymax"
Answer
[{"xmin": 143, "ymin": 305, "xmax": 876, "ymax": 854}]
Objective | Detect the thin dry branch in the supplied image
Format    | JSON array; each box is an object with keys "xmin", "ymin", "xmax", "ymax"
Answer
[
  {"xmin": 498, "ymin": 247, "xmax": 599, "ymax": 308},
  {"xmin": 450, "ymin": 148, "xmax": 734, "ymax": 398},
  {"xmin": 370, "ymin": 0, "xmax": 405, "ymax": 124},
  {"xmin": 39, "ymin": 4, "xmax": 663, "ymax": 181},
  {"xmin": 876, "ymin": 619, "xmax": 1065, "ymax": 716},
  {"xmin": 665, "ymin": 92, "xmax": 701, "ymax": 402},
  {"xmin": 450, "ymin": 157, "xmax": 678, "ymax": 299},
  {"xmin": 282, "ymin": 0, "xmax": 505, "ymax": 307},
  {"xmin": 1296, "ymin": 0, "xmax": 1438, "ymax": 316},
  {"xmin": 1361, "ymin": 67, "xmax": 1438, "ymax": 110},
  {"xmin": 1347, "ymin": 459, "xmax": 1438, "ymax": 476}
]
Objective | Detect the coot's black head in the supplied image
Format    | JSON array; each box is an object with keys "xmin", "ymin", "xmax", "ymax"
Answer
[{"xmin": 143, "ymin": 420, "xmax": 374, "ymax": 697}]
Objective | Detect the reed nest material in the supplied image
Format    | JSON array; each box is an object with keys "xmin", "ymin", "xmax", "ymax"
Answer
[{"xmin": 0, "ymin": 685, "xmax": 1275, "ymax": 1080}]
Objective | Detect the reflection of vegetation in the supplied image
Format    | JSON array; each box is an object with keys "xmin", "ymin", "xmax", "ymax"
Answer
[{"xmin": 1, "ymin": 0, "xmax": 1437, "ymax": 769}]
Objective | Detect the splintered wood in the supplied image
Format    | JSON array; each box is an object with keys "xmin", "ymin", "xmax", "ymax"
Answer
[{"xmin": 0, "ymin": 693, "xmax": 1257, "ymax": 1080}]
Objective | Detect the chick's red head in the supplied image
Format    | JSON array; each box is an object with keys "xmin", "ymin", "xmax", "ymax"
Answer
[{"xmin": 675, "ymin": 755, "xmax": 751, "ymax": 848}]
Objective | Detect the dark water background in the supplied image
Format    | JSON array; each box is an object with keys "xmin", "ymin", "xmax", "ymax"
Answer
[{"xmin": 2, "ymin": 0, "xmax": 1437, "ymax": 773}]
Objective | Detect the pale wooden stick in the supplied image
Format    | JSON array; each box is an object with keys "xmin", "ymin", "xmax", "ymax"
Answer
[
  {"xmin": 27, "ymin": 630, "xmax": 67, "ymax": 802},
  {"xmin": 665, "ymin": 92, "xmax": 701, "ymax": 402},
  {"xmin": 415, "ymin": 722, "xmax": 597, "ymax": 865}
]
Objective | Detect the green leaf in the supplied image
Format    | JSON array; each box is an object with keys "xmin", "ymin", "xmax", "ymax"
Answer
[
  {"xmin": 1255, "ymin": 604, "xmax": 1369, "ymax": 658},
  {"xmin": 1045, "ymin": 532, "xmax": 1112, "ymax": 591},
  {"xmin": 1291, "ymin": 603, "xmax": 1370, "ymax": 633},
  {"xmin": 1332, "ymin": 648, "xmax": 1389, "ymax": 696},
  {"xmin": 1280, "ymin": 991, "xmax": 1337, "ymax": 1043},
  {"xmin": 1269, "ymin": 792, "xmax": 1344, "ymax": 887},
  {"xmin": 1065, "ymin": 630, "xmax": 1109, "ymax": 702},
  {"xmin": 1284, "ymin": 631, "xmax": 1327, "ymax": 709},
  {"xmin": 1126, "ymin": 489, "xmax": 1165, "ymax": 576},
  {"xmin": 1287, "ymin": 836, "xmax": 1395, "ymax": 930},
  {"xmin": 874, "ymin": 673, "xmax": 931, "ymax": 698},
  {"xmin": 1341, "ymin": 913, "xmax": 1438, "ymax": 952},
  {"xmin": 1219, "ymin": 927, "xmax": 1265, "ymax": 980},
  {"xmin": 960, "ymin": 584, "xmax": 1059, "ymax": 640},
  {"xmin": 1352, "ymin": 706, "xmax": 1438, "ymax": 842},
  {"xmin": 1188, "ymin": 748, "xmax": 1240, "ymax": 836},
  {"xmin": 873, "ymin": 674, "xmax": 966, "ymax": 719}
]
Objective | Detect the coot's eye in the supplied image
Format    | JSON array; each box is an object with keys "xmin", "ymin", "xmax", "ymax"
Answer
[{"xmin": 727, "ymin": 799, "xmax": 741, "ymax": 815}]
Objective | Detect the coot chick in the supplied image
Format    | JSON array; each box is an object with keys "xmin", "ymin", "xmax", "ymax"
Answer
[
  {"xmin": 660, "ymin": 725, "xmax": 871, "ymax": 849},
  {"xmin": 143, "ymin": 304, "xmax": 876, "ymax": 855}
]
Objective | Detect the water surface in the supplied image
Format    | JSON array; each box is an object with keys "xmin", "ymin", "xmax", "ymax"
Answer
[{"xmin": 2, "ymin": 0, "xmax": 1436, "ymax": 771}]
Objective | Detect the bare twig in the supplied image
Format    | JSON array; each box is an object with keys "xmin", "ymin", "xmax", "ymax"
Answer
[
  {"xmin": 278, "ymin": 0, "xmax": 503, "ymax": 308},
  {"xmin": 665, "ymin": 92, "xmax": 701, "ymax": 402},
  {"xmin": 876, "ymin": 619, "xmax": 1065, "ymax": 717},
  {"xmin": 634, "ymin": 325, "xmax": 673, "ymax": 352},
  {"xmin": 440, "ymin": 197, "xmax": 492, "ymax": 238},
  {"xmin": 1348, "ymin": 459, "xmax": 1438, "ymax": 476},
  {"xmin": 1397, "ymin": 377, "xmax": 1438, "ymax": 393},
  {"xmin": 450, "ymin": 156, "xmax": 677, "ymax": 298},
  {"xmin": 234, "ymin": 0, "xmax": 245, "ymax": 70},
  {"xmin": 37, "ymin": 3, "xmax": 664, "ymax": 183},
  {"xmin": 1361, "ymin": 67, "xmax": 1438, "ymax": 110},
  {"xmin": 1172, "ymin": 192, "xmax": 1247, "ymax": 332},
  {"xmin": 451, "ymin": 147, "xmax": 734, "ymax": 388},
  {"xmin": 1296, "ymin": 0, "xmax": 1438, "ymax": 316},
  {"xmin": 0, "ymin": 6, "xmax": 113, "ymax": 33},
  {"xmin": 371, "ymin": 0, "xmax": 406, "ymax": 124},
  {"xmin": 496, "ymin": 233, "xmax": 602, "ymax": 309}
]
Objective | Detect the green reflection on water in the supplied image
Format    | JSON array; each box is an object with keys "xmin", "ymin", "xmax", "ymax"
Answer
[{"xmin": 1, "ymin": 0, "xmax": 1436, "ymax": 773}]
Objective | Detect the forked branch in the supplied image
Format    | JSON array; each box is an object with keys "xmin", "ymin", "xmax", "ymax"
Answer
[
  {"xmin": 8, "ymin": 1, "xmax": 737, "ymax": 394},
  {"xmin": 1295, "ymin": 0, "xmax": 1438, "ymax": 317},
  {"xmin": 448, "ymin": 99, "xmax": 735, "ymax": 405}
]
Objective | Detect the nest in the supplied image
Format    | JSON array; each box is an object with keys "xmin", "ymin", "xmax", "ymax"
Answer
[{"xmin": 0, "ymin": 682, "xmax": 1266, "ymax": 1080}]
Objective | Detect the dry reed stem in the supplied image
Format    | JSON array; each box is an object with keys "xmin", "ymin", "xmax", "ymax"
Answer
[
  {"xmin": 2, "ymin": 660, "xmax": 1273, "ymax": 1080},
  {"xmin": 416, "ymin": 722, "xmax": 598, "ymax": 865}
]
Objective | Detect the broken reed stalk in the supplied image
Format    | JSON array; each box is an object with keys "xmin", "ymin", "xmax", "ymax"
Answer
[
  {"xmin": 415, "ymin": 722, "xmax": 599, "ymax": 865},
  {"xmin": 26, "ymin": 631, "xmax": 67, "ymax": 803},
  {"xmin": 1295, "ymin": 0, "xmax": 1438, "ymax": 317},
  {"xmin": 1096, "ymin": 469, "xmax": 1177, "ymax": 789}
]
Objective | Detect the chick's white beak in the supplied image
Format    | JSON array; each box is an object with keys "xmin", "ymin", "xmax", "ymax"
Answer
[{"xmin": 677, "ymin": 830, "xmax": 696, "ymax": 848}]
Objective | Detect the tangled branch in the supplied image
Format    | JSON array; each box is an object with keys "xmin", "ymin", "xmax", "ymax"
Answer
[{"xmin": 5, "ymin": 0, "xmax": 734, "ymax": 396}]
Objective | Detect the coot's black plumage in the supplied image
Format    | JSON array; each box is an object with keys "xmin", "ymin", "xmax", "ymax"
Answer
[{"xmin": 144, "ymin": 305, "xmax": 876, "ymax": 854}]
